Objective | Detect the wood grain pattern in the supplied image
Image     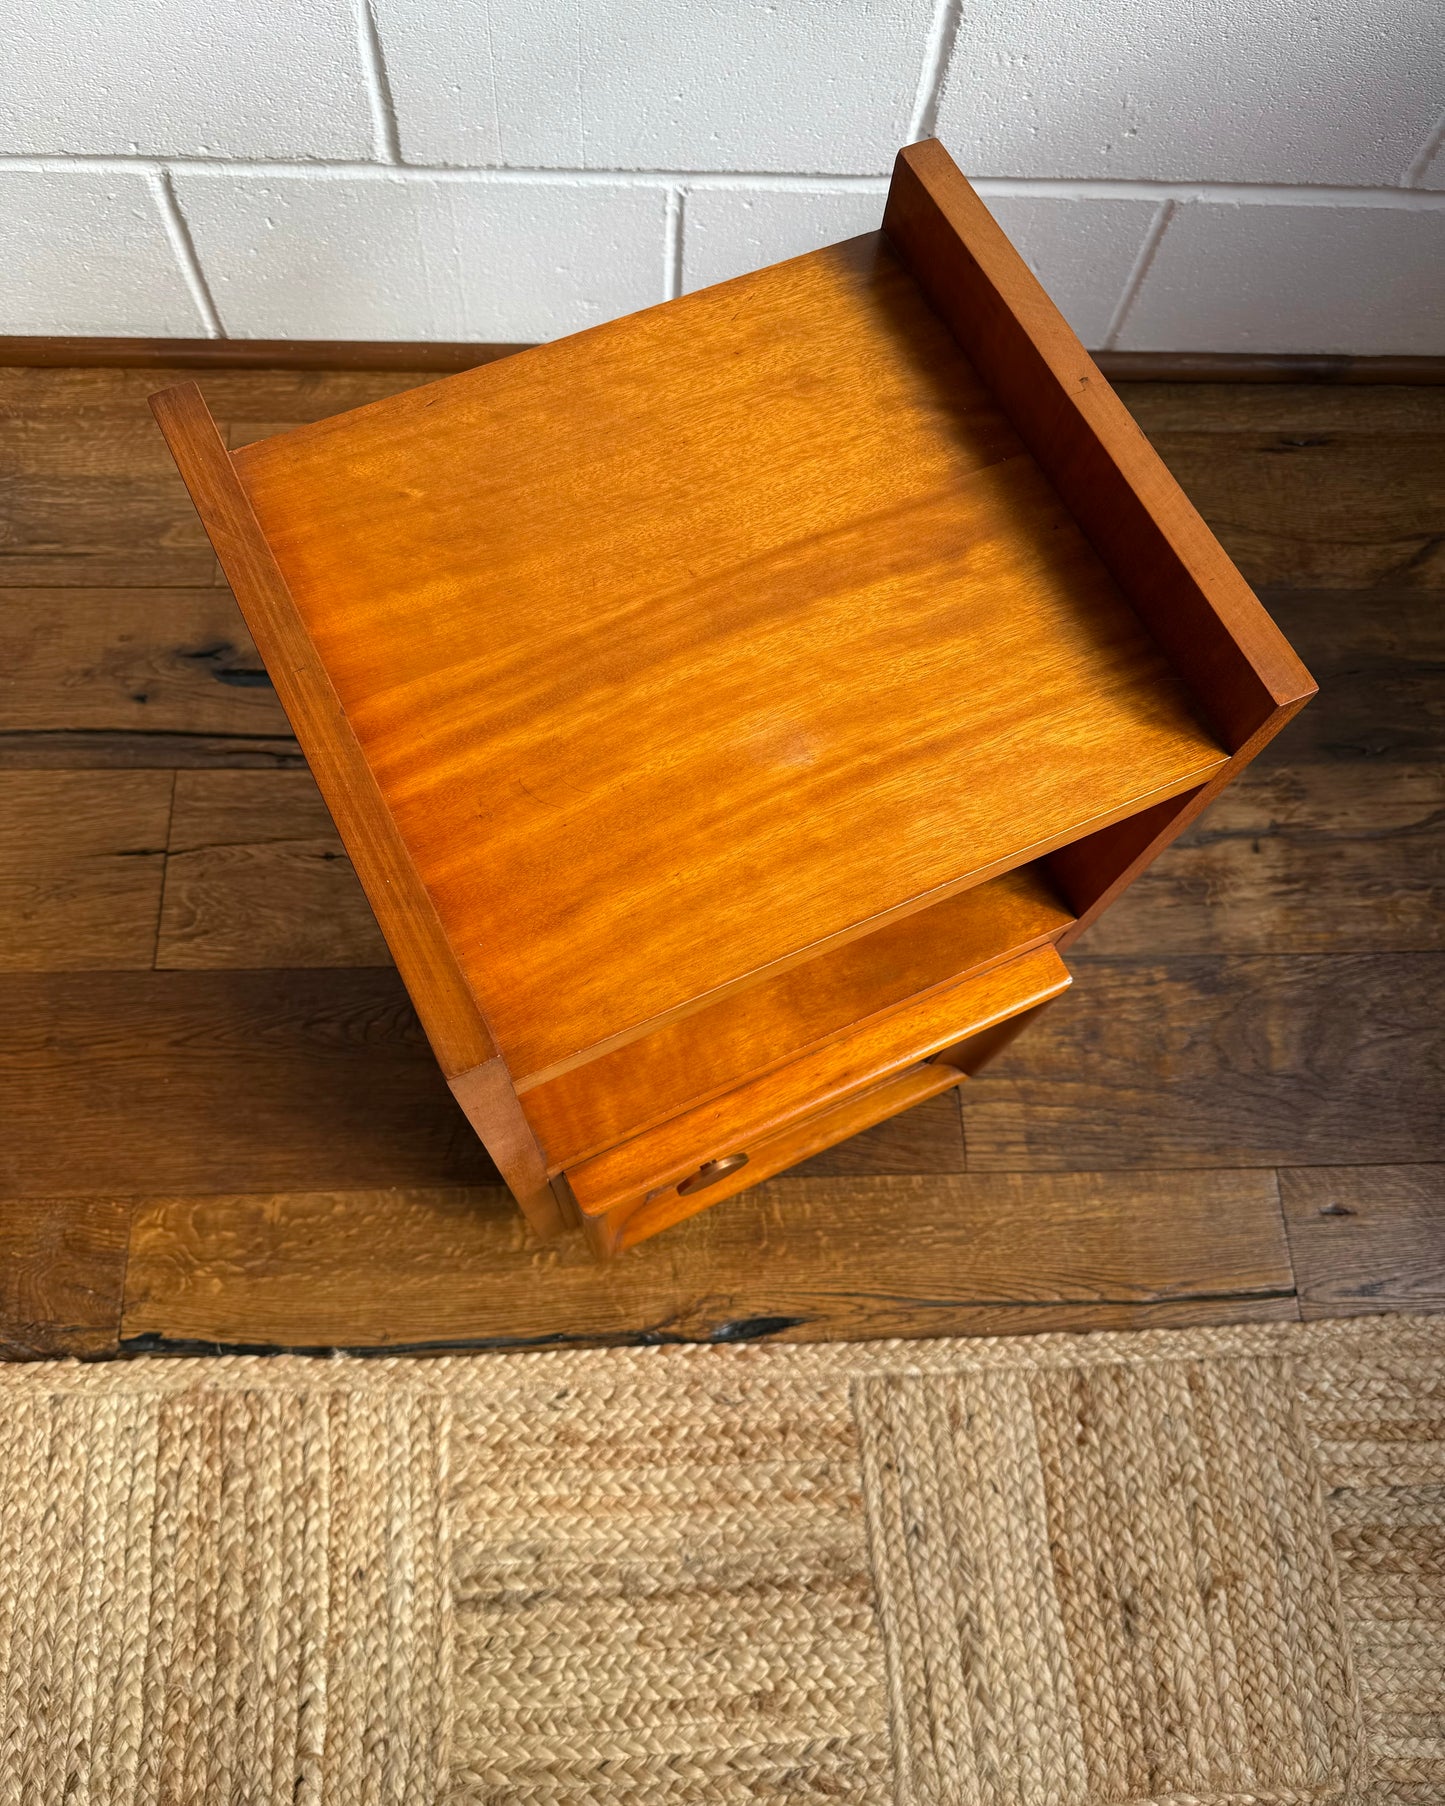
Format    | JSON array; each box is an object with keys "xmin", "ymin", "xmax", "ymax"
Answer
[
  {"xmin": 0, "ymin": 337, "xmax": 523, "ymax": 373},
  {"xmin": 1258, "ymin": 588, "xmax": 1444, "ymax": 763},
  {"xmin": 448, "ymin": 1057, "xmax": 566, "ymax": 1240},
  {"xmin": 1044, "ymin": 677, "xmax": 1306, "ymax": 950},
  {"xmin": 2, "ymin": 435, "xmax": 1421, "ymax": 780},
  {"xmin": 567, "ymin": 944, "xmax": 1071, "ymax": 1213},
  {"xmin": 933, "ymin": 999, "xmax": 1056, "ymax": 1076},
  {"xmin": 139, "ymin": 180, "xmax": 1318, "ymax": 1249},
  {"xmin": 21, "ymin": 732, "xmax": 1426, "ymax": 984},
  {"xmin": 0, "ymin": 969, "xmax": 497, "ymax": 1200},
  {"xmin": 962, "ymin": 952, "xmax": 1445, "ymax": 1172},
  {"xmin": 234, "ymin": 230, "xmax": 1223, "ymax": 1080},
  {"xmin": 7, "ymin": 336, "xmax": 1444, "ymax": 382},
  {"xmin": 521, "ymin": 865, "xmax": 1072, "ymax": 1166},
  {"xmin": 150, "ymin": 383, "xmax": 494, "ymax": 1078},
  {"xmin": 157, "ymin": 769, "xmax": 389, "ymax": 968},
  {"xmin": 1280, "ymin": 1164, "xmax": 1445, "ymax": 1318},
  {"xmin": 1113, "ymin": 352, "xmax": 1445, "ymax": 385},
  {"xmin": 197, "ymin": 383, "xmax": 1445, "ymax": 595},
  {"xmin": 1068, "ymin": 581, "xmax": 1444, "ymax": 956},
  {"xmin": 1122, "ymin": 384, "xmax": 1445, "ymax": 591},
  {"xmin": 0, "ymin": 1195, "xmax": 132, "ymax": 1359},
  {"xmin": 0, "ymin": 770, "xmax": 172, "ymax": 969},
  {"xmin": 1087, "ymin": 762, "xmax": 1444, "ymax": 954},
  {"xmin": 0, "ymin": 408, "xmax": 217, "ymax": 586},
  {"xmin": 228, "ymin": 419, "xmax": 324, "ymax": 451},
  {"xmin": 874, "ymin": 143, "xmax": 1317, "ymax": 998},
  {"xmin": 883, "ymin": 140, "xmax": 1316, "ymax": 754},
  {"xmin": 793, "ymin": 1087, "xmax": 964, "ymax": 1175},
  {"xmin": 0, "ymin": 587, "xmax": 298, "ymax": 768},
  {"xmin": 119, "ymin": 1169, "xmax": 1295, "ymax": 1350},
  {"xmin": 0, "ymin": 364, "xmax": 438, "ymax": 416}
]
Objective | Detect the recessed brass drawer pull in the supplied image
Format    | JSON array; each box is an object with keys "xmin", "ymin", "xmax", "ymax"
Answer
[{"xmin": 677, "ymin": 1153, "xmax": 749, "ymax": 1195}]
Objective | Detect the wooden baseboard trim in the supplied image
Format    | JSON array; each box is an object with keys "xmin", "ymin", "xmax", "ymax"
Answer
[
  {"xmin": 1, "ymin": 335, "xmax": 1441, "ymax": 383},
  {"xmin": 1096, "ymin": 352, "xmax": 1445, "ymax": 384},
  {"xmin": 0, "ymin": 336, "xmax": 528, "ymax": 372}
]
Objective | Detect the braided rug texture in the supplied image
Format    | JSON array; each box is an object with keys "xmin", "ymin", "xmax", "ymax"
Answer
[{"xmin": 0, "ymin": 1314, "xmax": 1440, "ymax": 1805}]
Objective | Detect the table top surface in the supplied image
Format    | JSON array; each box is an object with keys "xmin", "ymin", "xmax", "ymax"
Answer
[{"xmin": 236, "ymin": 232, "xmax": 1226, "ymax": 1079}]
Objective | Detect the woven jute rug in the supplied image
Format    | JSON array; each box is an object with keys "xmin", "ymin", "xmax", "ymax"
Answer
[{"xmin": 1, "ymin": 1315, "xmax": 1441, "ymax": 1805}]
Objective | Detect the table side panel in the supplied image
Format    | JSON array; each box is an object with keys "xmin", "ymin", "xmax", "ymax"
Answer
[{"xmin": 147, "ymin": 382, "xmax": 495, "ymax": 1080}]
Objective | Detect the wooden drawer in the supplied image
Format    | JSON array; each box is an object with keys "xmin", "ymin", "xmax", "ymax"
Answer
[
  {"xmin": 565, "ymin": 941, "xmax": 1070, "ymax": 1237},
  {"xmin": 579, "ymin": 1062, "xmax": 970, "ymax": 1256}
]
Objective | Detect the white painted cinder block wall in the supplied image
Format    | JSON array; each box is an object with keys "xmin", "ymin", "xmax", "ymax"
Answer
[{"xmin": 1, "ymin": 0, "xmax": 1441, "ymax": 353}]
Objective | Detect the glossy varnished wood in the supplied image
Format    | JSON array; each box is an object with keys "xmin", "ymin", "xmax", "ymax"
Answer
[
  {"xmin": 9, "ymin": 157, "xmax": 1374, "ymax": 1275},
  {"xmin": 881, "ymin": 145, "xmax": 1321, "ymax": 968},
  {"xmin": 148, "ymin": 385, "xmax": 495, "ymax": 1079},
  {"xmin": 884, "ymin": 140, "xmax": 1317, "ymax": 756},
  {"xmin": 796, "ymin": 1088, "xmax": 964, "ymax": 1175},
  {"xmin": 140, "ymin": 147, "xmax": 1329, "ymax": 1249},
  {"xmin": 231, "ymin": 228, "xmax": 1225, "ymax": 1081},
  {"xmin": 522, "ymin": 865, "xmax": 1072, "ymax": 1169},
  {"xmin": 11, "ymin": 155, "xmax": 1401, "ymax": 1278},
  {"xmin": 585, "ymin": 1065, "xmax": 971, "ymax": 1256},
  {"xmin": 567, "ymin": 944, "xmax": 1071, "ymax": 1214},
  {"xmin": 3, "ymin": 389, "xmax": 1426, "ymax": 772}
]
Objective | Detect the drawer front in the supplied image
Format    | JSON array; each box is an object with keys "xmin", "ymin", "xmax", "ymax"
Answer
[
  {"xmin": 566, "ymin": 940, "xmax": 1070, "ymax": 1222},
  {"xmin": 581, "ymin": 1063, "xmax": 968, "ymax": 1256}
]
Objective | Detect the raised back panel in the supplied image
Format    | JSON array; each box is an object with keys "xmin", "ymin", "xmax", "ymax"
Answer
[{"xmin": 883, "ymin": 139, "xmax": 1316, "ymax": 754}]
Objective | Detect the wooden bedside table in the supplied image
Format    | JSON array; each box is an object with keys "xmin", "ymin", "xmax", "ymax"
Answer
[{"xmin": 152, "ymin": 140, "xmax": 1315, "ymax": 1258}]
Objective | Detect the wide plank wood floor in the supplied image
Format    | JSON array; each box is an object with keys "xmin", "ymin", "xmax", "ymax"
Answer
[{"xmin": 1, "ymin": 364, "xmax": 1440, "ymax": 1357}]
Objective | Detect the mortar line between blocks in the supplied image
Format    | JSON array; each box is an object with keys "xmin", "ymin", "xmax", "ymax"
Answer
[
  {"xmin": 1403, "ymin": 109, "xmax": 1445, "ymax": 186},
  {"xmin": 151, "ymin": 169, "xmax": 225, "ymax": 338},
  {"xmin": 908, "ymin": 0, "xmax": 964, "ymax": 142},
  {"xmin": 5, "ymin": 157, "xmax": 1445, "ymax": 208},
  {"xmin": 357, "ymin": 0, "xmax": 402, "ymax": 164},
  {"xmin": 664, "ymin": 189, "xmax": 685, "ymax": 302},
  {"xmin": 1103, "ymin": 198, "xmax": 1176, "ymax": 350}
]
